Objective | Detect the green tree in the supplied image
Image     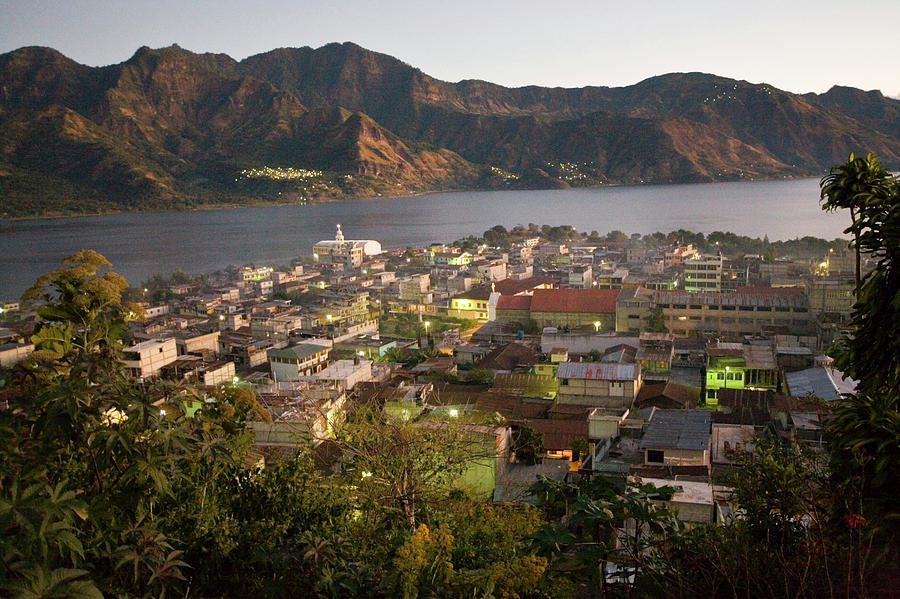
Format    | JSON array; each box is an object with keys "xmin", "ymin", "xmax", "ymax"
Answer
[
  {"xmin": 512, "ymin": 425, "xmax": 543, "ymax": 465},
  {"xmin": 820, "ymin": 152, "xmax": 894, "ymax": 290},
  {"xmin": 328, "ymin": 404, "xmax": 486, "ymax": 530}
]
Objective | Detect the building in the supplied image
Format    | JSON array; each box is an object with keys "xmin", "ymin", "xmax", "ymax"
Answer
[
  {"xmin": 653, "ymin": 288, "xmax": 811, "ymax": 338},
  {"xmin": 705, "ymin": 341, "xmax": 779, "ymax": 404},
  {"xmin": 807, "ymin": 277, "xmax": 854, "ymax": 317},
  {"xmin": 494, "ymin": 288, "xmax": 621, "ymax": 330},
  {"xmin": 615, "ymin": 287, "xmax": 654, "ymax": 332},
  {"xmin": 313, "ymin": 224, "xmax": 382, "ymax": 268},
  {"xmin": 555, "ymin": 362, "xmax": 641, "ymax": 408},
  {"xmin": 399, "ymin": 274, "xmax": 431, "ymax": 302},
  {"xmin": 269, "ymin": 343, "xmax": 330, "ymax": 381},
  {"xmin": 569, "ymin": 265, "xmax": 593, "ymax": 289},
  {"xmin": 0, "ymin": 342, "xmax": 34, "ymax": 367},
  {"xmin": 636, "ymin": 333, "xmax": 676, "ymax": 382},
  {"xmin": 426, "ymin": 250, "xmax": 473, "ymax": 266},
  {"xmin": 640, "ymin": 409, "xmax": 711, "ymax": 467},
  {"xmin": 315, "ymin": 359, "xmax": 374, "ymax": 391},
  {"xmin": 124, "ymin": 338, "xmax": 178, "ymax": 380},
  {"xmin": 449, "ymin": 276, "xmax": 555, "ymax": 321},
  {"xmin": 684, "ymin": 254, "xmax": 723, "ymax": 293}
]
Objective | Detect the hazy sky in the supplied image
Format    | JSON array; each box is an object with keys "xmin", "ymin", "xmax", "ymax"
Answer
[{"xmin": 3, "ymin": 0, "xmax": 899, "ymax": 97}]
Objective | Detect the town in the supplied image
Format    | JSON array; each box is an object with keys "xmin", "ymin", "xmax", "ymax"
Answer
[{"xmin": 1, "ymin": 221, "xmax": 856, "ymax": 520}]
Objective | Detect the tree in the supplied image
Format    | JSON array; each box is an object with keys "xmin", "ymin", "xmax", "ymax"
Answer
[
  {"xmin": 328, "ymin": 404, "xmax": 487, "ymax": 530},
  {"xmin": 820, "ymin": 152, "xmax": 894, "ymax": 290},
  {"xmin": 21, "ymin": 250, "xmax": 135, "ymax": 379},
  {"xmin": 647, "ymin": 306, "xmax": 667, "ymax": 333},
  {"xmin": 512, "ymin": 425, "xmax": 543, "ymax": 465}
]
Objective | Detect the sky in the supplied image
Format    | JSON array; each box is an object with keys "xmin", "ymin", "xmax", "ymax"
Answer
[{"xmin": 2, "ymin": 0, "xmax": 899, "ymax": 97}]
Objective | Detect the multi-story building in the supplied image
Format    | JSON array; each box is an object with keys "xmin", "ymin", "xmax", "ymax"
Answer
[
  {"xmin": 399, "ymin": 274, "xmax": 431, "ymax": 302},
  {"xmin": 568, "ymin": 265, "xmax": 593, "ymax": 289},
  {"xmin": 615, "ymin": 286, "xmax": 654, "ymax": 332},
  {"xmin": 806, "ymin": 277, "xmax": 854, "ymax": 317},
  {"xmin": 664, "ymin": 244, "xmax": 701, "ymax": 269},
  {"xmin": 269, "ymin": 343, "xmax": 331, "ymax": 381},
  {"xmin": 684, "ymin": 254, "xmax": 723, "ymax": 293},
  {"xmin": 654, "ymin": 288, "xmax": 811, "ymax": 338},
  {"xmin": 124, "ymin": 338, "xmax": 178, "ymax": 380},
  {"xmin": 595, "ymin": 268, "xmax": 628, "ymax": 289},
  {"xmin": 425, "ymin": 250, "xmax": 473, "ymax": 266},
  {"xmin": 313, "ymin": 224, "xmax": 382, "ymax": 268},
  {"xmin": 705, "ymin": 341, "xmax": 779, "ymax": 404}
]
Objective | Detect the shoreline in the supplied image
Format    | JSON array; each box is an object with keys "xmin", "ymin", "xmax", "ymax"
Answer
[{"xmin": 0, "ymin": 174, "xmax": 812, "ymax": 223}]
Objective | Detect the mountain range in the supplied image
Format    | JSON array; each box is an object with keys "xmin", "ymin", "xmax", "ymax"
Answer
[{"xmin": 1, "ymin": 42, "xmax": 898, "ymax": 217}]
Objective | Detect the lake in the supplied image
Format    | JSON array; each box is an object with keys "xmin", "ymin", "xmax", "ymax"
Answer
[{"xmin": 0, "ymin": 177, "xmax": 849, "ymax": 298}]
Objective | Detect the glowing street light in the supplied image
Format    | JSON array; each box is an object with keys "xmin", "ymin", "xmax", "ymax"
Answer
[
  {"xmin": 593, "ymin": 321, "xmax": 601, "ymax": 331},
  {"xmin": 448, "ymin": 408, "xmax": 459, "ymax": 418}
]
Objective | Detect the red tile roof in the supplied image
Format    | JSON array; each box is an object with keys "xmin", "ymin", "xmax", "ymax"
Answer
[
  {"xmin": 496, "ymin": 295, "xmax": 532, "ymax": 310},
  {"xmin": 530, "ymin": 289, "xmax": 620, "ymax": 314},
  {"xmin": 523, "ymin": 418, "xmax": 589, "ymax": 451}
]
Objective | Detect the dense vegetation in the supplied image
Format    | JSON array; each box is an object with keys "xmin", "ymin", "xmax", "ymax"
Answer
[
  {"xmin": 1, "ymin": 155, "xmax": 898, "ymax": 598},
  {"xmin": 464, "ymin": 223, "xmax": 846, "ymax": 260}
]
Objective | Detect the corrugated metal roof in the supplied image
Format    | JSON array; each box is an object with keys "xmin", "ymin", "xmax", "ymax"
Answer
[
  {"xmin": 641, "ymin": 409, "xmax": 711, "ymax": 451},
  {"xmin": 785, "ymin": 367, "xmax": 842, "ymax": 402},
  {"xmin": 653, "ymin": 289, "xmax": 809, "ymax": 308},
  {"xmin": 555, "ymin": 361, "xmax": 639, "ymax": 381}
]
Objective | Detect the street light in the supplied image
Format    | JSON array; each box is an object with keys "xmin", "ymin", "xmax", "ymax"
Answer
[{"xmin": 593, "ymin": 321, "xmax": 601, "ymax": 331}]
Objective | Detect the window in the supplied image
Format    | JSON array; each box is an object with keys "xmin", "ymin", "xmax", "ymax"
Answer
[{"xmin": 647, "ymin": 450, "xmax": 665, "ymax": 464}]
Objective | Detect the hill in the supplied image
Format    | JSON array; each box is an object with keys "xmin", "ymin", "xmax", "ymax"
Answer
[{"xmin": 2, "ymin": 42, "xmax": 899, "ymax": 217}]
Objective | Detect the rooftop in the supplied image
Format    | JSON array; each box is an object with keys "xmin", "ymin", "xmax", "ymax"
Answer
[
  {"xmin": 530, "ymin": 288, "xmax": 620, "ymax": 314},
  {"xmin": 556, "ymin": 361, "xmax": 639, "ymax": 381},
  {"xmin": 641, "ymin": 409, "xmax": 710, "ymax": 452}
]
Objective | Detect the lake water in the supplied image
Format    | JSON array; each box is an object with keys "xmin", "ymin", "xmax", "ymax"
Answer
[{"xmin": 0, "ymin": 177, "xmax": 849, "ymax": 298}]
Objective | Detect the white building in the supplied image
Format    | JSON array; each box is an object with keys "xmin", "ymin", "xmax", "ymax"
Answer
[
  {"xmin": 124, "ymin": 338, "xmax": 178, "ymax": 380},
  {"xmin": 684, "ymin": 254, "xmax": 723, "ymax": 293},
  {"xmin": 314, "ymin": 224, "xmax": 382, "ymax": 268}
]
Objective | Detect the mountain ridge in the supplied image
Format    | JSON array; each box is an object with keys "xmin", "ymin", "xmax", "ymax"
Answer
[{"xmin": 2, "ymin": 42, "xmax": 899, "ymax": 217}]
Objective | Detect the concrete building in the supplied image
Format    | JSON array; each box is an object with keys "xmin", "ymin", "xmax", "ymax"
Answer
[
  {"xmin": 684, "ymin": 254, "xmax": 723, "ymax": 293},
  {"xmin": 568, "ymin": 265, "xmax": 593, "ymax": 289},
  {"xmin": 654, "ymin": 288, "xmax": 811, "ymax": 338},
  {"xmin": 615, "ymin": 286, "xmax": 654, "ymax": 332},
  {"xmin": 640, "ymin": 409, "xmax": 711, "ymax": 467},
  {"xmin": 399, "ymin": 274, "xmax": 431, "ymax": 302},
  {"xmin": 705, "ymin": 341, "xmax": 779, "ymax": 405},
  {"xmin": 555, "ymin": 362, "xmax": 641, "ymax": 408},
  {"xmin": 315, "ymin": 359, "xmax": 373, "ymax": 391},
  {"xmin": 0, "ymin": 342, "xmax": 34, "ymax": 367},
  {"xmin": 269, "ymin": 343, "xmax": 330, "ymax": 381},
  {"xmin": 494, "ymin": 288, "xmax": 621, "ymax": 330},
  {"xmin": 124, "ymin": 338, "xmax": 178, "ymax": 380},
  {"xmin": 807, "ymin": 277, "xmax": 854, "ymax": 317},
  {"xmin": 313, "ymin": 224, "xmax": 381, "ymax": 268}
]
